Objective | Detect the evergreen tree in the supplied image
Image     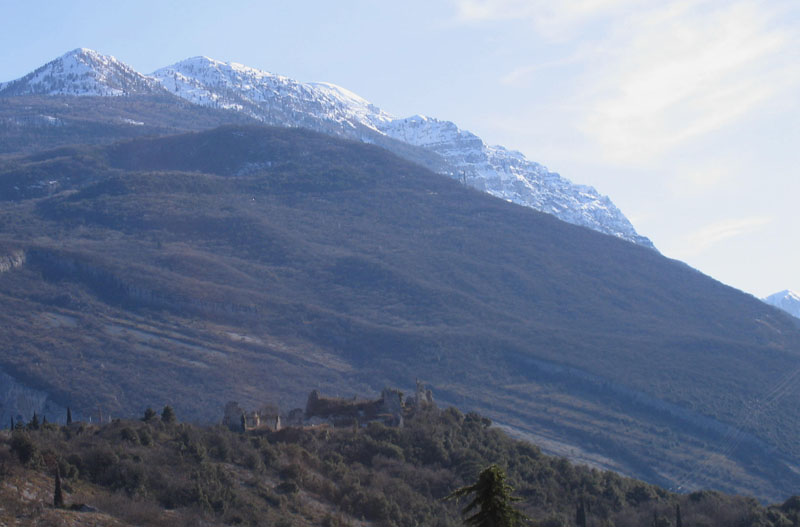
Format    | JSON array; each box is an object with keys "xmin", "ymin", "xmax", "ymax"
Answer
[
  {"xmin": 29, "ymin": 412, "xmax": 40, "ymax": 430},
  {"xmin": 54, "ymin": 468, "xmax": 64, "ymax": 508},
  {"xmin": 576, "ymin": 498, "xmax": 587, "ymax": 527},
  {"xmin": 66, "ymin": 407, "xmax": 72, "ymax": 425},
  {"xmin": 143, "ymin": 407, "xmax": 157, "ymax": 422},
  {"xmin": 240, "ymin": 412, "xmax": 247, "ymax": 433},
  {"xmin": 446, "ymin": 464, "xmax": 528, "ymax": 527},
  {"xmin": 676, "ymin": 504, "xmax": 682, "ymax": 527},
  {"xmin": 161, "ymin": 405, "xmax": 176, "ymax": 424}
]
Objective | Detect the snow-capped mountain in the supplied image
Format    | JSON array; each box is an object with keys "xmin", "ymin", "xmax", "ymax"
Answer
[
  {"xmin": 151, "ymin": 56, "xmax": 395, "ymax": 138},
  {"xmin": 0, "ymin": 49, "xmax": 653, "ymax": 247},
  {"xmin": 0, "ymin": 48, "xmax": 165, "ymax": 97},
  {"xmin": 151, "ymin": 56, "xmax": 653, "ymax": 247},
  {"xmin": 380, "ymin": 115, "xmax": 652, "ymax": 246},
  {"xmin": 763, "ymin": 290, "xmax": 800, "ymax": 319}
]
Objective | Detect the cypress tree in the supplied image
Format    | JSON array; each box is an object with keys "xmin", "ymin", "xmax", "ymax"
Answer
[
  {"xmin": 576, "ymin": 498, "xmax": 587, "ymax": 527},
  {"xmin": 161, "ymin": 405, "xmax": 176, "ymax": 424},
  {"xmin": 675, "ymin": 504, "xmax": 682, "ymax": 527},
  {"xmin": 240, "ymin": 412, "xmax": 247, "ymax": 433},
  {"xmin": 54, "ymin": 468, "xmax": 64, "ymax": 508},
  {"xmin": 29, "ymin": 412, "xmax": 39, "ymax": 430},
  {"xmin": 66, "ymin": 407, "xmax": 72, "ymax": 425}
]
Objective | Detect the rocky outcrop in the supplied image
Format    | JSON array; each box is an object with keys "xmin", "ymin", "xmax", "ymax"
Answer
[
  {"xmin": 0, "ymin": 249, "xmax": 25, "ymax": 273},
  {"xmin": 0, "ymin": 366, "xmax": 66, "ymax": 426},
  {"xmin": 27, "ymin": 248, "xmax": 258, "ymax": 318}
]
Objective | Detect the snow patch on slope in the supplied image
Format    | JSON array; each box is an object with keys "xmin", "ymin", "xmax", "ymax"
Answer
[{"xmin": 152, "ymin": 57, "xmax": 393, "ymax": 135}]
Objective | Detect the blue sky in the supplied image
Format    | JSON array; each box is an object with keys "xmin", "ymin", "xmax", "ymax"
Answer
[{"xmin": 2, "ymin": 0, "xmax": 798, "ymax": 297}]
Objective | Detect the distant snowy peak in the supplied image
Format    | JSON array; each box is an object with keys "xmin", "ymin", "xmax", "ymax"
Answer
[
  {"xmin": 0, "ymin": 48, "xmax": 164, "ymax": 97},
  {"xmin": 763, "ymin": 290, "xmax": 800, "ymax": 319}
]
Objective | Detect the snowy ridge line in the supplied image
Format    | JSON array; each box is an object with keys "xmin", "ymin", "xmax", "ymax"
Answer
[{"xmin": 0, "ymin": 48, "xmax": 654, "ymax": 248}]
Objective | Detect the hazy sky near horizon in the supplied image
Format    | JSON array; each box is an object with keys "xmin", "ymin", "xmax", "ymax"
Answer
[{"xmin": 2, "ymin": 0, "xmax": 798, "ymax": 297}]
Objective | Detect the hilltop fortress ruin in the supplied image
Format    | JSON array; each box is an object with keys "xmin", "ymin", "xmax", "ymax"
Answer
[{"xmin": 223, "ymin": 380, "xmax": 435, "ymax": 432}]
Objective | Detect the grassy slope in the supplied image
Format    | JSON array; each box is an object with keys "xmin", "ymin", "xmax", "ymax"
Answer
[{"xmin": 1, "ymin": 126, "xmax": 800, "ymax": 500}]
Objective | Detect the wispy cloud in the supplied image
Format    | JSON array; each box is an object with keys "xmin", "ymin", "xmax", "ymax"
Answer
[
  {"xmin": 668, "ymin": 162, "xmax": 732, "ymax": 197},
  {"xmin": 452, "ymin": 0, "xmax": 798, "ymax": 166},
  {"xmin": 581, "ymin": 1, "xmax": 793, "ymax": 164},
  {"xmin": 452, "ymin": 0, "xmax": 641, "ymax": 38},
  {"xmin": 498, "ymin": 49, "xmax": 591, "ymax": 85},
  {"xmin": 677, "ymin": 216, "xmax": 773, "ymax": 257}
]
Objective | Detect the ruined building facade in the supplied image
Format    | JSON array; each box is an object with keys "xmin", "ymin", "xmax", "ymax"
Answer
[
  {"xmin": 222, "ymin": 401, "xmax": 281, "ymax": 432},
  {"xmin": 222, "ymin": 382, "xmax": 435, "ymax": 432}
]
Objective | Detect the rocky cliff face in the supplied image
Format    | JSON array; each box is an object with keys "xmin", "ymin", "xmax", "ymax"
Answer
[
  {"xmin": 28, "ymin": 248, "xmax": 258, "ymax": 319},
  {"xmin": 0, "ymin": 366, "xmax": 66, "ymax": 426},
  {"xmin": 0, "ymin": 249, "xmax": 25, "ymax": 273},
  {"xmin": 380, "ymin": 115, "xmax": 653, "ymax": 246}
]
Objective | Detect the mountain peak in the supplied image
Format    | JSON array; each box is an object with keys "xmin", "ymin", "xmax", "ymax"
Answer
[
  {"xmin": 0, "ymin": 48, "xmax": 164, "ymax": 97},
  {"xmin": 763, "ymin": 289, "xmax": 800, "ymax": 319},
  {"xmin": 63, "ymin": 47, "xmax": 98, "ymax": 58}
]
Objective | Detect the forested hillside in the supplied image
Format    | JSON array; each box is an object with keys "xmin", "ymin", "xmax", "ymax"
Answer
[{"xmin": 1, "ymin": 404, "xmax": 796, "ymax": 527}]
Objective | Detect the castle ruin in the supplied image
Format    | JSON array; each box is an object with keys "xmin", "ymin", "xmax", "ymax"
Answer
[{"xmin": 222, "ymin": 381, "xmax": 435, "ymax": 432}]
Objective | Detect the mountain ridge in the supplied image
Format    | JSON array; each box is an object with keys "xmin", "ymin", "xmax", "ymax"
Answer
[{"xmin": 0, "ymin": 48, "xmax": 653, "ymax": 248}]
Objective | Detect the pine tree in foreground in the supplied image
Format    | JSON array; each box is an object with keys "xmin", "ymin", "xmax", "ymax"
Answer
[{"xmin": 445, "ymin": 464, "xmax": 529, "ymax": 527}]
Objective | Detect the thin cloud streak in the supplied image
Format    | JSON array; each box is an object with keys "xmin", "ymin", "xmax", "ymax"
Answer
[
  {"xmin": 452, "ymin": 0, "xmax": 641, "ymax": 38},
  {"xmin": 675, "ymin": 216, "xmax": 773, "ymax": 258},
  {"xmin": 582, "ymin": 1, "xmax": 792, "ymax": 164},
  {"xmin": 453, "ymin": 0, "xmax": 798, "ymax": 166}
]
